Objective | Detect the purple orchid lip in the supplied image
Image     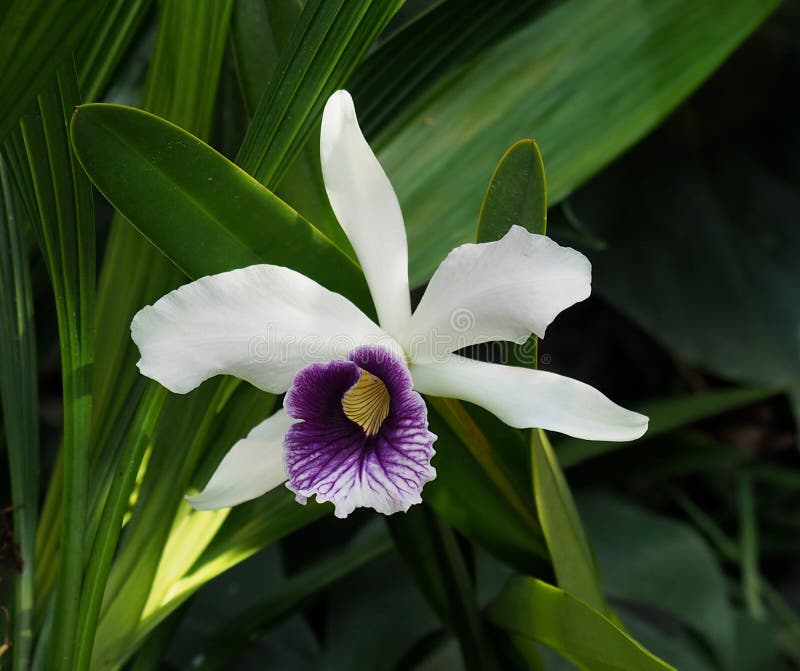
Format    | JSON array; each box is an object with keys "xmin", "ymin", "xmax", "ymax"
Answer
[{"xmin": 283, "ymin": 345, "xmax": 437, "ymax": 518}]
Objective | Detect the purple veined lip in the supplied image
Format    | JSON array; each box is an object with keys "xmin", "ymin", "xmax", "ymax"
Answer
[{"xmin": 283, "ymin": 345, "xmax": 437, "ymax": 518}]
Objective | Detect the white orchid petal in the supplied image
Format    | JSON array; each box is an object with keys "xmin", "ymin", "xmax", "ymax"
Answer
[
  {"xmin": 187, "ymin": 410, "xmax": 295, "ymax": 510},
  {"xmin": 132, "ymin": 264, "xmax": 386, "ymax": 394},
  {"xmin": 404, "ymin": 226, "xmax": 591, "ymax": 357},
  {"xmin": 410, "ymin": 356, "xmax": 648, "ymax": 441},
  {"xmin": 320, "ymin": 90, "xmax": 411, "ymax": 336}
]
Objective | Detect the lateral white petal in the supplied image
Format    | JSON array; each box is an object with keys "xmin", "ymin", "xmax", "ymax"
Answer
[
  {"xmin": 404, "ymin": 226, "xmax": 591, "ymax": 357},
  {"xmin": 187, "ymin": 410, "xmax": 295, "ymax": 510},
  {"xmin": 132, "ymin": 264, "xmax": 386, "ymax": 394},
  {"xmin": 320, "ymin": 90, "xmax": 411, "ymax": 336},
  {"xmin": 410, "ymin": 356, "xmax": 648, "ymax": 441}
]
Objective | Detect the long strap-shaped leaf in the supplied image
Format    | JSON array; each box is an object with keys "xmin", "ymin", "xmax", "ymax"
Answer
[
  {"xmin": 488, "ymin": 576, "xmax": 676, "ymax": 671},
  {"xmin": 73, "ymin": 386, "xmax": 167, "ymax": 671},
  {"xmin": 531, "ymin": 428, "xmax": 606, "ymax": 613},
  {"xmin": 236, "ymin": 0, "xmax": 404, "ymax": 185},
  {"xmin": 387, "ymin": 505, "xmax": 502, "ymax": 671},
  {"xmin": 0, "ymin": 0, "xmax": 109, "ymax": 142},
  {"xmin": 477, "ymin": 140, "xmax": 607, "ymax": 612},
  {"xmin": 19, "ymin": 61, "xmax": 95, "ymax": 671},
  {"xmin": 76, "ymin": 0, "xmax": 155, "ymax": 103},
  {"xmin": 230, "ymin": 0, "xmax": 350, "ymax": 252},
  {"xmin": 0, "ymin": 161, "xmax": 40, "ymax": 671}
]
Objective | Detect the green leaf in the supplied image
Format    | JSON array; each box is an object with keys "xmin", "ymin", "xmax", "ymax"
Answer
[
  {"xmin": 568, "ymin": 39, "xmax": 799, "ymax": 394},
  {"xmin": 475, "ymin": 138, "xmax": 546, "ymax": 367},
  {"xmin": 70, "ymin": 103, "xmax": 371, "ymax": 309},
  {"xmin": 322, "ymin": 554, "xmax": 441, "ymax": 671},
  {"xmin": 556, "ymin": 387, "xmax": 775, "ymax": 468},
  {"xmin": 372, "ymin": 0, "xmax": 780, "ymax": 286},
  {"xmin": 0, "ymin": 0, "xmax": 108, "ymax": 141},
  {"xmin": 477, "ymin": 139, "xmax": 546, "ymax": 243},
  {"xmin": 74, "ymin": 386, "xmax": 167, "ymax": 671},
  {"xmin": 350, "ymin": 0, "xmax": 547, "ymax": 140},
  {"xmin": 488, "ymin": 577, "xmax": 676, "ymax": 671},
  {"xmin": 387, "ymin": 506, "xmax": 501, "ymax": 671},
  {"xmin": 235, "ymin": 0, "xmax": 404, "ymax": 185},
  {"xmin": 76, "ymin": 0, "xmax": 154, "ymax": 103},
  {"xmin": 738, "ymin": 474, "xmax": 764, "ymax": 619},
  {"xmin": 146, "ymin": 0, "xmax": 235, "ymax": 140},
  {"xmin": 117, "ymin": 490, "xmax": 330, "ymax": 667},
  {"xmin": 0, "ymin": 160, "xmax": 40, "ymax": 671},
  {"xmin": 577, "ymin": 494, "xmax": 735, "ymax": 670},
  {"xmin": 19, "ymin": 62, "xmax": 95, "ymax": 671},
  {"xmin": 190, "ymin": 528, "xmax": 392, "ymax": 671},
  {"xmin": 424, "ymin": 398, "xmax": 548, "ymax": 573},
  {"xmin": 531, "ymin": 429, "xmax": 605, "ymax": 613},
  {"xmin": 229, "ymin": 0, "xmax": 350, "ymax": 252},
  {"xmin": 89, "ymin": 0, "xmax": 235, "ymax": 462},
  {"xmin": 230, "ymin": 0, "xmax": 300, "ymax": 116}
]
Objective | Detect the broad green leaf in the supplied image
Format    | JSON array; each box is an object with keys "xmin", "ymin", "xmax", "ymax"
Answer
[
  {"xmin": 387, "ymin": 506, "xmax": 501, "ymax": 671},
  {"xmin": 488, "ymin": 577, "xmax": 676, "ymax": 671},
  {"xmin": 531, "ymin": 429, "xmax": 605, "ymax": 613},
  {"xmin": 19, "ymin": 62, "xmax": 96, "ymax": 671},
  {"xmin": 477, "ymin": 139, "xmax": 546, "ymax": 243},
  {"xmin": 0, "ymin": 161, "xmax": 40, "ymax": 671},
  {"xmin": 235, "ymin": 0, "xmax": 404, "ymax": 186},
  {"xmin": 323, "ymin": 554, "xmax": 441, "ymax": 671},
  {"xmin": 617, "ymin": 613, "xmax": 716, "ymax": 671},
  {"xmin": 556, "ymin": 387, "xmax": 774, "ymax": 468},
  {"xmin": 578, "ymin": 494, "xmax": 735, "ymax": 670},
  {"xmin": 70, "ymin": 103, "xmax": 371, "ymax": 309},
  {"xmin": 350, "ymin": 0, "xmax": 548, "ymax": 139},
  {"xmin": 0, "ymin": 0, "xmax": 108, "ymax": 142},
  {"xmin": 372, "ymin": 0, "xmax": 780, "ymax": 286},
  {"xmin": 567, "ymin": 30, "xmax": 799, "ymax": 395}
]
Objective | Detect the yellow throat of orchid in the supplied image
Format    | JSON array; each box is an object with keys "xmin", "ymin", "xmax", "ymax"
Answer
[{"xmin": 342, "ymin": 371, "xmax": 390, "ymax": 436}]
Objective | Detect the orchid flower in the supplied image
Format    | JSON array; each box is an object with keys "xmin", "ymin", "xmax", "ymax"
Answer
[{"xmin": 131, "ymin": 90, "xmax": 648, "ymax": 519}]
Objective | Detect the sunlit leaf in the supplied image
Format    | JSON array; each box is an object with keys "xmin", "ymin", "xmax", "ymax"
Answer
[{"xmin": 489, "ymin": 577, "xmax": 676, "ymax": 671}]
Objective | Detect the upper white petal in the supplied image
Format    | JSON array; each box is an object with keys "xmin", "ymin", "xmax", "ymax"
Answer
[
  {"xmin": 403, "ymin": 226, "xmax": 591, "ymax": 357},
  {"xmin": 131, "ymin": 264, "xmax": 388, "ymax": 394},
  {"xmin": 187, "ymin": 410, "xmax": 295, "ymax": 510},
  {"xmin": 320, "ymin": 90, "xmax": 411, "ymax": 336},
  {"xmin": 410, "ymin": 355, "xmax": 648, "ymax": 441}
]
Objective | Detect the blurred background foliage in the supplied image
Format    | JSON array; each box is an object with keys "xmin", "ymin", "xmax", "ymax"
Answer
[{"xmin": 1, "ymin": 0, "xmax": 799, "ymax": 670}]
